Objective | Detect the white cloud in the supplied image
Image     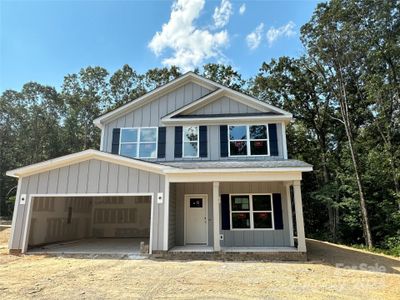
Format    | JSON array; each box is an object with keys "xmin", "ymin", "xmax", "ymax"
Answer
[
  {"xmin": 148, "ymin": 0, "xmax": 229, "ymax": 72},
  {"xmin": 246, "ymin": 23, "xmax": 264, "ymax": 50},
  {"xmin": 239, "ymin": 3, "xmax": 246, "ymax": 15},
  {"xmin": 266, "ymin": 21, "xmax": 296, "ymax": 46},
  {"xmin": 213, "ymin": 0, "xmax": 233, "ymax": 28}
]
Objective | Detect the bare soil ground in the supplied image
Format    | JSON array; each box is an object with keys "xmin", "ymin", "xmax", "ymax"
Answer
[{"xmin": 1, "ymin": 228, "xmax": 399, "ymax": 299}]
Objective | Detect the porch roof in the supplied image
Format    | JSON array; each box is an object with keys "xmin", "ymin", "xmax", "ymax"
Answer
[{"xmin": 158, "ymin": 159, "xmax": 312, "ymax": 171}]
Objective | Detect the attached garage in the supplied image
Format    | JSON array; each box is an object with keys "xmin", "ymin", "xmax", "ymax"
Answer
[
  {"xmin": 27, "ymin": 195, "xmax": 152, "ymax": 255},
  {"xmin": 7, "ymin": 150, "xmax": 168, "ymax": 255}
]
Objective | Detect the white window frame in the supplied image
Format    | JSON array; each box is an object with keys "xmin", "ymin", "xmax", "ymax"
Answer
[
  {"xmin": 119, "ymin": 127, "xmax": 158, "ymax": 159},
  {"xmin": 229, "ymin": 193, "xmax": 275, "ymax": 231},
  {"xmin": 228, "ymin": 124, "xmax": 270, "ymax": 157},
  {"xmin": 182, "ymin": 126, "xmax": 199, "ymax": 158}
]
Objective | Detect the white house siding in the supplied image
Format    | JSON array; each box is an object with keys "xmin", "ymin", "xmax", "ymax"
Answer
[{"xmin": 9, "ymin": 159, "xmax": 166, "ymax": 251}]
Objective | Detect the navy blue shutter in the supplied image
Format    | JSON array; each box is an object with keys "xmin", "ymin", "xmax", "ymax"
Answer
[
  {"xmin": 273, "ymin": 193, "xmax": 284, "ymax": 230},
  {"xmin": 174, "ymin": 126, "xmax": 183, "ymax": 158},
  {"xmin": 157, "ymin": 127, "xmax": 166, "ymax": 158},
  {"xmin": 199, "ymin": 126, "xmax": 207, "ymax": 158},
  {"xmin": 268, "ymin": 124, "xmax": 279, "ymax": 156},
  {"xmin": 220, "ymin": 125, "xmax": 228, "ymax": 157},
  {"xmin": 221, "ymin": 194, "xmax": 230, "ymax": 230},
  {"xmin": 111, "ymin": 128, "xmax": 120, "ymax": 154}
]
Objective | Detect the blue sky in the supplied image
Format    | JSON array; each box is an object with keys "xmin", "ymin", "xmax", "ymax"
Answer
[{"xmin": 0, "ymin": 0, "xmax": 320, "ymax": 92}]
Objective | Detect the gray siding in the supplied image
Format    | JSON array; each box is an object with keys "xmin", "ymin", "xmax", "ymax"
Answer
[
  {"xmin": 102, "ymin": 82, "xmax": 285, "ymax": 161},
  {"xmin": 166, "ymin": 124, "xmax": 284, "ymax": 161},
  {"xmin": 185, "ymin": 96, "xmax": 261, "ymax": 115},
  {"xmin": 171, "ymin": 182, "xmax": 214, "ymax": 247},
  {"xmin": 102, "ymin": 82, "xmax": 212, "ymax": 152},
  {"xmin": 168, "ymin": 181, "xmax": 291, "ymax": 248},
  {"xmin": 219, "ymin": 181, "xmax": 290, "ymax": 247},
  {"xmin": 9, "ymin": 159, "xmax": 166, "ymax": 251}
]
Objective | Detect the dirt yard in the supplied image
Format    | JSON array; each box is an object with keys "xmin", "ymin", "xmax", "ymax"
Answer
[{"xmin": 1, "ymin": 228, "xmax": 399, "ymax": 299}]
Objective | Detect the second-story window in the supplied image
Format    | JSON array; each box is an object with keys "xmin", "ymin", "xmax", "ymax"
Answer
[
  {"xmin": 229, "ymin": 125, "xmax": 269, "ymax": 156},
  {"xmin": 183, "ymin": 126, "xmax": 199, "ymax": 157},
  {"xmin": 120, "ymin": 127, "xmax": 157, "ymax": 159}
]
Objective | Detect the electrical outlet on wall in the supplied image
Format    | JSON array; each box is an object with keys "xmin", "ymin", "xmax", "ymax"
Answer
[{"xmin": 220, "ymin": 234, "xmax": 224, "ymax": 241}]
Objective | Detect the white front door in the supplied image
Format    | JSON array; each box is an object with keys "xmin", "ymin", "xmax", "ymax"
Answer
[{"xmin": 185, "ymin": 195, "xmax": 208, "ymax": 245}]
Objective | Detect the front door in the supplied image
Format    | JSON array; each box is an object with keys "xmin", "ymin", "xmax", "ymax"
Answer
[{"xmin": 185, "ymin": 195, "xmax": 208, "ymax": 245}]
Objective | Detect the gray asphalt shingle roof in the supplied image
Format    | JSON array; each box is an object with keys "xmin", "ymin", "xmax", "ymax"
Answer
[{"xmin": 157, "ymin": 159, "xmax": 312, "ymax": 170}]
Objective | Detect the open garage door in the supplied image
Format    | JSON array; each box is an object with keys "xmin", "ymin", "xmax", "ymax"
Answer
[{"xmin": 26, "ymin": 195, "xmax": 152, "ymax": 256}]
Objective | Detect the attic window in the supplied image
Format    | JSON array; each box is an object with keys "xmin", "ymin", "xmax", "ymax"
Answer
[
  {"xmin": 228, "ymin": 125, "xmax": 269, "ymax": 156},
  {"xmin": 120, "ymin": 127, "xmax": 158, "ymax": 158}
]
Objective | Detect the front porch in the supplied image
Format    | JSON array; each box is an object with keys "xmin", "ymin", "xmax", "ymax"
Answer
[{"xmin": 164, "ymin": 176, "xmax": 307, "ymax": 258}]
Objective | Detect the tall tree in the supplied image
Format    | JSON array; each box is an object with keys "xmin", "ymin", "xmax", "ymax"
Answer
[
  {"xmin": 301, "ymin": 0, "xmax": 377, "ymax": 247},
  {"xmin": 201, "ymin": 64, "xmax": 246, "ymax": 91},
  {"xmin": 109, "ymin": 64, "xmax": 146, "ymax": 108},
  {"xmin": 61, "ymin": 66, "xmax": 109, "ymax": 150},
  {"xmin": 144, "ymin": 66, "xmax": 181, "ymax": 90}
]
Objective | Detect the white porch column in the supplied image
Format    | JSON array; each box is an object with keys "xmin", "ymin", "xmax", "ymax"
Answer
[
  {"xmin": 293, "ymin": 180, "xmax": 307, "ymax": 252},
  {"xmin": 285, "ymin": 182, "xmax": 294, "ymax": 247},
  {"xmin": 213, "ymin": 181, "xmax": 221, "ymax": 251},
  {"xmin": 163, "ymin": 177, "xmax": 170, "ymax": 251}
]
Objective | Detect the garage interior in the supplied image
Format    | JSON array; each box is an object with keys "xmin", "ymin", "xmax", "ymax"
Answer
[{"xmin": 27, "ymin": 195, "xmax": 151, "ymax": 256}]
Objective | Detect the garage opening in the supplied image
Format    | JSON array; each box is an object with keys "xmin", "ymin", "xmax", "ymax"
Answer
[{"xmin": 26, "ymin": 195, "xmax": 152, "ymax": 256}]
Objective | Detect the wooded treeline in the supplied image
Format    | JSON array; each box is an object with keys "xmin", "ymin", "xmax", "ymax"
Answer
[{"xmin": 1, "ymin": 0, "xmax": 399, "ymax": 253}]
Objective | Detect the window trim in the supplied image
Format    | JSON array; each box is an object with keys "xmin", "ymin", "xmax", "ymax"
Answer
[
  {"xmin": 119, "ymin": 127, "xmax": 158, "ymax": 159},
  {"xmin": 228, "ymin": 124, "xmax": 270, "ymax": 157},
  {"xmin": 182, "ymin": 126, "xmax": 199, "ymax": 158},
  {"xmin": 229, "ymin": 193, "xmax": 275, "ymax": 231}
]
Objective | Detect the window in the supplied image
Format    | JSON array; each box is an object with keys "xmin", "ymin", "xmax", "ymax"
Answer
[
  {"xmin": 228, "ymin": 125, "xmax": 269, "ymax": 156},
  {"xmin": 120, "ymin": 127, "xmax": 157, "ymax": 158},
  {"xmin": 183, "ymin": 126, "xmax": 199, "ymax": 157},
  {"xmin": 230, "ymin": 194, "xmax": 274, "ymax": 229}
]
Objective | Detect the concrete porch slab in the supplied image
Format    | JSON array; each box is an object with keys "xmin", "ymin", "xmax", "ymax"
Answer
[
  {"xmin": 222, "ymin": 247, "xmax": 298, "ymax": 253},
  {"xmin": 169, "ymin": 245, "xmax": 214, "ymax": 253}
]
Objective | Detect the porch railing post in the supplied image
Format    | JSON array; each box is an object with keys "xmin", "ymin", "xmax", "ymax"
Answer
[
  {"xmin": 293, "ymin": 180, "xmax": 306, "ymax": 252},
  {"xmin": 213, "ymin": 181, "xmax": 220, "ymax": 251},
  {"xmin": 285, "ymin": 182, "xmax": 295, "ymax": 247}
]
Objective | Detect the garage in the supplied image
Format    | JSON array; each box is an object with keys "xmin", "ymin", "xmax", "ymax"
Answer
[{"xmin": 26, "ymin": 195, "xmax": 152, "ymax": 256}]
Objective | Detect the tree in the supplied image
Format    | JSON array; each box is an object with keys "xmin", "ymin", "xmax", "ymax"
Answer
[
  {"xmin": 201, "ymin": 63, "xmax": 246, "ymax": 91},
  {"xmin": 143, "ymin": 66, "xmax": 181, "ymax": 90},
  {"xmin": 109, "ymin": 64, "xmax": 146, "ymax": 108},
  {"xmin": 61, "ymin": 66, "xmax": 110, "ymax": 150},
  {"xmin": 301, "ymin": 0, "xmax": 376, "ymax": 247}
]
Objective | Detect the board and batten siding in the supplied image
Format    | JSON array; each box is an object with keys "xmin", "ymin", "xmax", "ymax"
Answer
[
  {"xmin": 101, "ymin": 82, "xmax": 285, "ymax": 160},
  {"xmin": 184, "ymin": 96, "xmax": 261, "ymax": 115},
  {"xmin": 9, "ymin": 159, "xmax": 166, "ymax": 251},
  {"xmin": 171, "ymin": 182, "xmax": 214, "ymax": 247},
  {"xmin": 219, "ymin": 181, "xmax": 290, "ymax": 247},
  {"xmin": 102, "ymin": 82, "xmax": 212, "ymax": 153}
]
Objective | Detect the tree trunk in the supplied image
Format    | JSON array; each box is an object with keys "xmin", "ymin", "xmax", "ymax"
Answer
[{"xmin": 337, "ymin": 69, "xmax": 373, "ymax": 248}]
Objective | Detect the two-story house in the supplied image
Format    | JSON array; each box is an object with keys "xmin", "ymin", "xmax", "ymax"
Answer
[{"xmin": 7, "ymin": 72, "xmax": 312, "ymax": 259}]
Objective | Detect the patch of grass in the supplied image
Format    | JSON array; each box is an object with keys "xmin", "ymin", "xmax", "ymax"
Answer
[{"xmin": 351, "ymin": 244, "xmax": 400, "ymax": 257}]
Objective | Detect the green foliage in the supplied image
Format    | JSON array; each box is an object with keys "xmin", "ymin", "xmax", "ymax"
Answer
[{"xmin": 0, "ymin": 0, "xmax": 398, "ymax": 253}]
